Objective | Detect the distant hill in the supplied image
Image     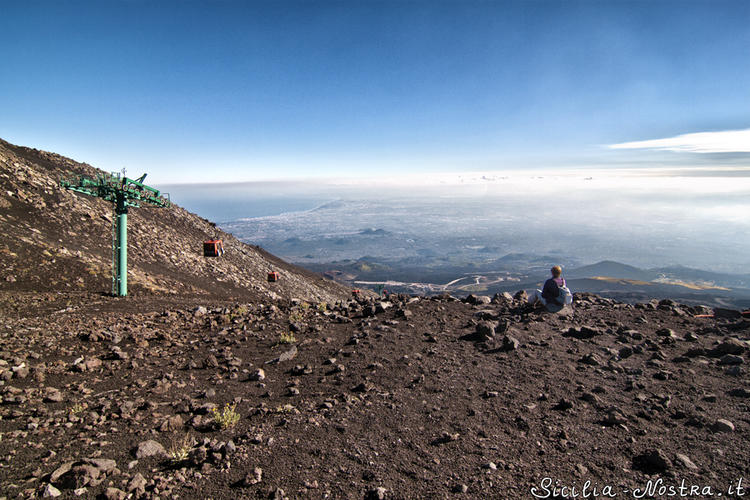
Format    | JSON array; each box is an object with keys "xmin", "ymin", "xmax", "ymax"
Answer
[
  {"xmin": 0, "ymin": 138, "xmax": 349, "ymax": 303},
  {"xmin": 568, "ymin": 260, "xmax": 656, "ymax": 281},
  {"xmin": 652, "ymin": 265, "xmax": 750, "ymax": 288}
]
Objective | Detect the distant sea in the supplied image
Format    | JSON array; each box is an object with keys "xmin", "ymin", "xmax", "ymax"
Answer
[{"xmin": 156, "ymin": 182, "xmax": 328, "ymax": 221}]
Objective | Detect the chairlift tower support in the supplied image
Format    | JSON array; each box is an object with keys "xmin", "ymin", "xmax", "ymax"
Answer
[{"xmin": 61, "ymin": 172, "xmax": 170, "ymax": 296}]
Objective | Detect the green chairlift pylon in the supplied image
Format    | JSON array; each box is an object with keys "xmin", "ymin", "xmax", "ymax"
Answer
[{"xmin": 60, "ymin": 171, "xmax": 170, "ymax": 296}]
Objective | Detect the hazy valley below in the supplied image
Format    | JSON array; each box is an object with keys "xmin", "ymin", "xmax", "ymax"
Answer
[{"xmin": 161, "ymin": 170, "xmax": 750, "ymax": 308}]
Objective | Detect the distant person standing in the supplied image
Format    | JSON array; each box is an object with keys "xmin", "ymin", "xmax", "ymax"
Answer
[{"xmin": 528, "ymin": 265, "xmax": 572, "ymax": 308}]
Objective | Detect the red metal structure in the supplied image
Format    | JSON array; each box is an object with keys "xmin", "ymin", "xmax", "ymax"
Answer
[{"xmin": 203, "ymin": 240, "xmax": 224, "ymax": 257}]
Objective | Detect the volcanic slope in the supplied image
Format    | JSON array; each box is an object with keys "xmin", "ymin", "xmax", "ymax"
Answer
[
  {"xmin": 1, "ymin": 292, "xmax": 749, "ymax": 499},
  {"xmin": 0, "ymin": 138, "xmax": 349, "ymax": 307}
]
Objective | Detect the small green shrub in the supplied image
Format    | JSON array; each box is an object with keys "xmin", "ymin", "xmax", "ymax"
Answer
[
  {"xmin": 211, "ymin": 403, "xmax": 240, "ymax": 430},
  {"xmin": 168, "ymin": 434, "xmax": 193, "ymax": 462},
  {"xmin": 69, "ymin": 402, "xmax": 85, "ymax": 415},
  {"xmin": 279, "ymin": 332, "xmax": 296, "ymax": 344}
]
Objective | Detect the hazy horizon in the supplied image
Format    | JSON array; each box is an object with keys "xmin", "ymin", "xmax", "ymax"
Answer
[{"xmin": 161, "ymin": 168, "xmax": 750, "ymax": 276}]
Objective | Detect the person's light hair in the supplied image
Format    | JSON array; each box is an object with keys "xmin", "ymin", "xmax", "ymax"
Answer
[{"xmin": 551, "ymin": 265, "xmax": 562, "ymax": 277}]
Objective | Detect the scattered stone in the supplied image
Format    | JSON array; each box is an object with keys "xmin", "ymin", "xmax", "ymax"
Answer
[
  {"xmin": 57, "ymin": 464, "xmax": 100, "ymax": 489},
  {"xmin": 619, "ymin": 346, "xmax": 633, "ymax": 359},
  {"xmin": 41, "ymin": 483, "xmax": 61, "ymax": 497},
  {"xmin": 579, "ymin": 353, "xmax": 601, "ymax": 366},
  {"xmin": 268, "ymin": 346, "xmax": 298, "ymax": 364},
  {"xmin": 633, "ymin": 448, "xmax": 671, "ymax": 474},
  {"xmin": 87, "ymin": 459, "xmax": 116, "ymax": 474},
  {"xmin": 502, "ymin": 335, "xmax": 519, "ymax": 351},
  {"xmin": 12, "ymin": 364, "xmax": 29, "ymax": 378},
  {"xmin": 127, "ymin": 473, "xmax": 147, "ymax": 494},
  {"xmin": 563, "ymin": 326, "xmax": 602, "ymax": 339},
  {"xmin": 365, "ymin": 487, "xmax": 387, "ymax": 500},
  {"xmin": 655, "ymin": 328, "xmax": 674, "ymax": 337},
  {"xmin": 453, "ymin": 483, "xmax": 469, "ymax": 493},
  {"xmin": 684, "ymin": 347, "xmax": 706, "ymax": 358},
  {"xmin": 710, "ymin": 419, "xmax": 735, "ymax": 433},
  {"xmin": 103, "ymin": 487, "xmax": 127, "ymax": 500},
  {"xmin": 159, "ymin": 415, "xmax": 184, "ymax": 432},
  {"xmin": 466, "ymin": 294, "xmax": 491, "ymax": 305},
  {"xmin": 249, "ymin": 368, "xmax": 266, "ymax": 381},
  {"xmin": 553, "ymin": 399, "xmax": 574, "ymax": 411},
  {"xmin": 108, "ymin": 346, "xmax": 128, "ymax": 360},
  {"xmin": 133, "ymin": 440, "xmax": 166, "ymax": 459},
  {"xmin": 475, "ymin": 322, "xmax": 495, "ymax": 341},
  {"xmin": 728, "ymin": 388, "xmax": 750, "ymax": 398},
  {"xmin": 291, "ymin": 364, "xmax": 313, "ymax": 376},
  {"xmin": 600, "ymin": 409, "xmax": 627, "ymax": 426},
  {"xmin": 725, "ymin": 366, "xmax": 743, "ymax": 376},
  {"xmin": 396, "ymin": 308, "xmax": 413, "ymax": 319},
  {"xmin": 204, "ymin": 354, "xmax": 219, "ymax": 368},
  {"xmin": 675, "ymin": 453, "xmax": 699, "ymax": 471},
  {"xmin": 49, "ymin": 462, "xmax": 74, "ymax": 485},
  {"xmin": 242, "ymin": 467, "xmax": 263, "ymax": 486},
  {"xmin": 712, "ymin": 338, "xmax": 747, "ymax": 356},
  {"xmin": 43, "ymin": 388, "xmax": 64, "ymax": 403},
  {"xmin": 580, "ymin": 392, "xmax": 599, "ymax": 404},
  {"xmin": 269, "ymin": 486, "xmax": 287, "ymax": 499},
  {"xmin": 436, "ymin": 431, "xmax": 460, "ymax": 443},
  {"xmin": 352, "ymin": 382, "xmax": 374, "ymax": 393},
  {"xmin": 714, "ymin": 308, "xmax": 741, "ymax": 319},
  {"xmin": 718, "ymin": 354, "xmax": 744, "ymax": 365},
  {"xmin": 372, "ymin": 302, "xmax": 389, "ymax": 315}
]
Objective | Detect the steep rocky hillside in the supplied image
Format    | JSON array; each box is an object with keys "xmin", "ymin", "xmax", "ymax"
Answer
[{"xmin": 0, "ymin": 138, "xmax": 349, "ymax": 304}]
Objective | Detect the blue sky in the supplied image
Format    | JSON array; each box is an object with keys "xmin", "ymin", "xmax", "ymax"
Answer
[{"xmin": 2, "ymin": 0, "xmax": 749, "ymax": 183}]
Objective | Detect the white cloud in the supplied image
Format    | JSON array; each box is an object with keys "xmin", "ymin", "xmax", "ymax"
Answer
[{"xmin": 609, "ymin": 128, "xmax": 750, "ymax": 153}]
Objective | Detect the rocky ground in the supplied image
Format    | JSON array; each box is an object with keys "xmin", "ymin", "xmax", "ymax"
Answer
[{"xmin": 1, "ymin": 290, "xmax": 748, "ymax": 499}]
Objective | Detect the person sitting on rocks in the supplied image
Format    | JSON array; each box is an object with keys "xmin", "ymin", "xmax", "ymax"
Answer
[{"xmin": 528, "ymin": 265, "xmax": 571, "ymax": 308}]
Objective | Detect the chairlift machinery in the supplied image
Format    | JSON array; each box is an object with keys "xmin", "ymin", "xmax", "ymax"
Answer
[
  {"xmin": 60, "ymin": 171, "xmax": 170, "ymax": 297},
  {"xmin": 203, "ymin": 239, "xmax": 224, "ymax": 257}
]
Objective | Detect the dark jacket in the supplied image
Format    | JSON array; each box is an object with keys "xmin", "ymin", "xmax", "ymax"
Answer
[{"xmin": 542, "ymin": 278, "xmax": 563, "ymax": 305}]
